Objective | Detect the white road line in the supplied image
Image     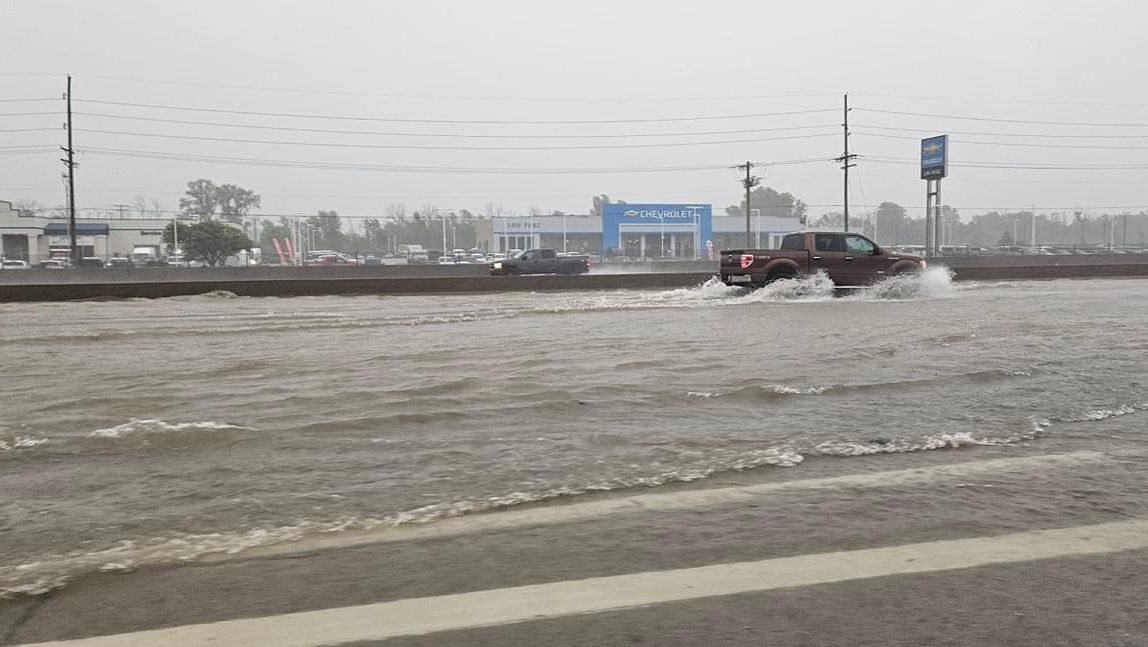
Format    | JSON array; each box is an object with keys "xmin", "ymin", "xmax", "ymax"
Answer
[
  {"xmin": 213, "ymin": 451, "xmax": 1108, "ymax": 560},
  {"xmin": 19, "ymin": 518, "xmax": 1148, "ymax": 647}
]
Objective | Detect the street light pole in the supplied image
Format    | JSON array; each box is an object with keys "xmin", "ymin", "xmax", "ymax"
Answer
[
  {"xmin": 440, "ymin": 211, "xmax": 447, "ymax": 253},
  {"xmin": 1028, "ymin": 203, "xmax": 1037, "ymax": 252}
]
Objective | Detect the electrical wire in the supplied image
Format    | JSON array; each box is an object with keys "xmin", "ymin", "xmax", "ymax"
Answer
[
  {"xmin": 75, "ymin": 128, "xmax": 840, "ymax": 151},
  {"xmin": 866, "ymin": 156, "xmax": 1148, "ymax": 170},
  {"xmin": 854, "ymin": 130, "xmax": 1148, "ymax": 150},
  {"xmin": 852, "ymin": 92, "xmax": 1148, "ymax": 108},
  {"xmin": 80, "ymin": 146, "xmax": 741, "ymax": 174},
  {"xmin": 81, "ymin": 146, "xmax": 831, "ymax": 174},
  {"xmin": 75, "ymin": 99, "xmax": 839, "ymax": 125},
  {"xmin": 74, "ymin": 112, "xmax": 838, "ymax": 139},
  {"xmin": 0, "ymin": 111, "xmax": 63, "ymax": 118},
  {"xmin": 77, "ymin": 73, "xmax": 840, "ymax": 103},
  {"xmin": 854, "ymin": 108, "xmax": 1148, "ymax": 128},
  {"xmin": 0, "ymin": 127, "xmax": 60, "ymax": 133},
  {"xmin": 852, "ymin": 123, "xmax": 1148, "ymax": 140}
]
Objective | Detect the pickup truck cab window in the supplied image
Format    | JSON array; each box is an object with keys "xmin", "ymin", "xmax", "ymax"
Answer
[
  {"xmin": 844, "ymin": 235, "xmax": 876, "ymax": 254},
  {"xmin": 780, "ymin": 234, "xmax": 805, "ymax": 250},
  {"xmin": 523, "ymin": 251, "xmax": 537, "ymax": 261},
  {"xmin": 540, "ymin": 249, "xmax": 557, "ymax": 260},
  {"xmin": 814, "ymin": 234, "xmax": 846, "ymax": 253}
]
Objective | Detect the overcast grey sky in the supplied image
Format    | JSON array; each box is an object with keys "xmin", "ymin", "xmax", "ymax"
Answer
[{"xmin": 3, "ymin": 0, "xmax": 1147, "ymax": 222}]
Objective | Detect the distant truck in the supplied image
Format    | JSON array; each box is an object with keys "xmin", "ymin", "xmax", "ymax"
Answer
[
  {"xmin": 131, "ymin": 245, "xmax": 160, "ymax": 265},
  {"xmin": 719, "ymin": 231, "xmax": 925, "ymax": 288},
  {"xmin": 489, "ymin": 248, "xmax": 590, "ymax": 275}
]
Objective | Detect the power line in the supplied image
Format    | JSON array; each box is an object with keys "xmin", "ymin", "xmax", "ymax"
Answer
[
  {"xmin": 0, "ymin": 98, "xmax": 59, "ymax": 103},
  {"xmin": 75, "ymin": 112, "xmax": 838, "ymax": 139},
  {"xmin": 74, "ymin": 128, "xmax": 840, "ymax": 151},
  {"xmin": 867, "ymin": 156, "xmax": 1148, "ymax": 170},
  {"xmin": 852, "ymin": 123, "xmax": 1148, "ymax": 139},
  {"xmin": 75, "ymin": 99, "xmax": 839, "ymax": 125},
  {"xmin": 0, "ymin": 127, "xmax": 60, "ymax": 133},
  {"xmin": 76, "ymin": 73, "xmax": 840, "ymax": 103},
  {"xmin": 854, "ymin": 130, "xmax": 1148, "ymax": 150},
  {"xmin": 82, "ymin": 146, "xmax": 830, "ymax": 174},
  {"xmin": 81, "ymin": 146, "xmax": 742, "ymax": 174},
  {"xmin": 853, "ymin": 92, "xmax": 1148, "ymax": 108},
  {"xmin": 0, "ymin": 148, "xmax": 57, "ymax": 156},
  {"xmin": 0, "ymin": 111, "xmax": 64, "ymax": 118},
  {"xmin": 855, "ymin": 107, "xmax": 1148, "ymax": 128}
]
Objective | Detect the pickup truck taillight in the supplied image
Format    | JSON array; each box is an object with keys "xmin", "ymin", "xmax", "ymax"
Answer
[{"xmin": 739, "ymin": 254, "xmax": 755, "ymax": 269}]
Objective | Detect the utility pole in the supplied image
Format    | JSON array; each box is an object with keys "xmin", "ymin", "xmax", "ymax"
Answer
[
  {"xmin": 62, "ymin": 75, "xmax": 77, "ymax": 265},
  {"xmin": 834, "ymin": 93, "xmax": 858, "ymax": 232},
  {"xmin": 735, "ymin": 161, "xmax": 759, "ymax": 248}
]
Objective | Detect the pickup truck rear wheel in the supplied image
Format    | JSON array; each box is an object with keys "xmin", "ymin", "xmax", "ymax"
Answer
[{"xmin": 757, "ymin": 268, "xmax": 796, "ymax": 287}]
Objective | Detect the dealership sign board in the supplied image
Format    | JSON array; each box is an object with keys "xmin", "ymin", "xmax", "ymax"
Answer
[
  {"xmin": 920, "ymin": 135, "xmax": 948, "ymax": 179},
  {"xmin": 601, "ymin": 203, "xmax": 712, "ymax": 250}
]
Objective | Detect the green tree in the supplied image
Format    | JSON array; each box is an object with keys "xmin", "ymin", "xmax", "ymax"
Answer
[
  {"xmin": 215, "ymin": 184, "xmax": 262, "ymax": 223},
  {"xmin": 178, "ymin": 179, "xmax": 261, "ymax": 222},
  {"xmin": 165, "ymin": 221, "xmax": 254, "ymax": 267},
  {"xmin": 179, "ymin": 179, "xmax": 219, "ymax": 219},
  {"xmin": 306, "ymin": 210, "xmax": 345, "ymax": 250},
  {"xmin": 257, "ymin": 218, "xmax": 293, "ymax": 260},
  {"xmin": 813, "ymin": 211, "xmax": 845, "ymax": 228},
  {"xmin": 161, "ymin": 221, "xmax": 194, "ymax": 254},
  {"xmin": 726, "ymin": 186, "xmax": 807, "ymax": 222},
  {"xmin": 875, "ymin": 201, "xmax": 909, "ymax": 244},
  {"xmin": 998, "ymin": 230, "xmax": 1016, "ymax": 246},
  {"xmin": 591, "ymin": 194, "xmax": 625, "ymax": 217}
]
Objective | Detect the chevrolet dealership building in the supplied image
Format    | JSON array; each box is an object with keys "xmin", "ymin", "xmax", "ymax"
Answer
[{"xmin": 479, "ymin": 203, "xmax": 800, "ymax": 258}]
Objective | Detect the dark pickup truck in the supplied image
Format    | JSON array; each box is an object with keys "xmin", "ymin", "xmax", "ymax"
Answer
[
  {"xmin": 720, "ymin": 231, "xmax": 926, "ymax": 288},
  {"xmin": 490, "ymin": 249, "xmax": 591, "ymax": 275}
]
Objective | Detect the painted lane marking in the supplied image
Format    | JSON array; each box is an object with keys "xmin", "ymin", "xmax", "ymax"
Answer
[
  {"xmin": 213, "ymin": 451, "xmax": 1109, "ymax": 560},
  {"xmin": 18, "ymin": 518, "xmax": 1148, "ymax": 647}
]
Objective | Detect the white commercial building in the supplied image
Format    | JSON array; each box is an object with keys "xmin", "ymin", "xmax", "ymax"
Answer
[{"xmin": 0, "ymin": 200, "xmax": 181, "ymax": 263}]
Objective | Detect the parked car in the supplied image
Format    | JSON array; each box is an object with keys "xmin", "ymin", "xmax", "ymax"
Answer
[
  {"xmin": 303, "ymin": 254, "xmax": 357, "ymax": 267},
  {"xmin": 438, "ymin": 255, "xmax": 458, "ymax": 265},
  {"xmin": 37, "ymin": 260, "xmax": 69, "ymax": 270},
  {"xmin": 361, "ymin": 256, "xmax": 384, "ymax": 266},
  {"xmin": 106, "ymin": 257, "xmax": 135, "ymax": 268},
  {"xmin": 77, "ymin": 257, "xmax": 105, "ymax": 269},
  {"xmin": 719, "ymin": 231, "xmax": 925, "ymax": 288},
  {"xmin": 1, "ymin": 260, "xmax": 29, "ymax": 270},
  {"xmin": 489, "ymin": 248, "xmax": 591, "ymax": 275}
]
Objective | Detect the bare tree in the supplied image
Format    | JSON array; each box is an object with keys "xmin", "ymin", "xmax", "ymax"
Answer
[
  {"xmin": 483, "ymin": 202, "xmax": 505, "ymax": 219},
  {"xmin": 130, "ymin": 195, "xmax": 150, "ymax": 217},
  {"xmin": 11, "ymin": 199, "xmax": 42, "ymax": 216},
  {"xmin": 384, "ymin": 203, "xmax": 408, "ymax": 221}
]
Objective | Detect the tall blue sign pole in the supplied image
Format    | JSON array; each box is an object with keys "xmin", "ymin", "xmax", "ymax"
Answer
[{"xmin": 921, "ymin": 135, "xmax": 948, "ymax": 257}]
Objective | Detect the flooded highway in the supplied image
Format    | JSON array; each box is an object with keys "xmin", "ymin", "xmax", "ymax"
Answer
[{"xmin": 2, "ymin": 270, "xmax": 1147, "ymax": 599}]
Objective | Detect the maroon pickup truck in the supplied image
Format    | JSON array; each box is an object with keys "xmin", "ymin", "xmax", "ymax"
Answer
[{"xmin": 720, "ymin": 231, "xmax": 926, "ymax": 288}]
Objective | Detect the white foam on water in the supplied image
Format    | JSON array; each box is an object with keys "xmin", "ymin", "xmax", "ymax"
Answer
[
  {"xmin": 847, "ymin": 266, "xmax": 957, "ymax": 301},
  {"xmin": 88, "ymin": 419, "xmax": 253, "ymax": 439},
  {"xmin": 0, "ymin": 431, "xmax": 50, "ymax": 452},
  {"xmin": 1075, "ymin": 403, "xmax": 1145, "ymax": 422},
  {"xmin": 769, "ymin": 384, "xmax": 834, "ymax": 396}
]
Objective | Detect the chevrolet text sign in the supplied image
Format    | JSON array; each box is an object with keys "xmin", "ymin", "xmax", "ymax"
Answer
[
  {"xmin": 601, "ymin": 203, "xmax": 712, "ymax": 251},
  {"xmin": 920, "ymin": 135, "xmax": 948, "ymax": 179}
]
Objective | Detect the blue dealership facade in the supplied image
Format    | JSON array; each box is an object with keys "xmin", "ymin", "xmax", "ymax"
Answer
[{"xmin": 482, "ymin": 203, "xmax": 799, "ymax": 259}]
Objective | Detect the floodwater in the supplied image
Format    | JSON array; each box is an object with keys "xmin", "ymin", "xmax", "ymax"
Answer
[{"xmin": 1, "ymin": 270, "xmax": 1146, "ymax": 596}]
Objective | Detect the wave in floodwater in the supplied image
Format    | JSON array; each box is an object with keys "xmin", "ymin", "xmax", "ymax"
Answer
[
  {"xmin": 6, "ymin": 394, "xmax": 1133, "ymax": 599},
  {"xmin": 684, "ymin": 368, "xmax": 1034, "ymax": 403},
  {"xmin": 0, "ymin": 268, "xmax": 958, "ymax": 347}
]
